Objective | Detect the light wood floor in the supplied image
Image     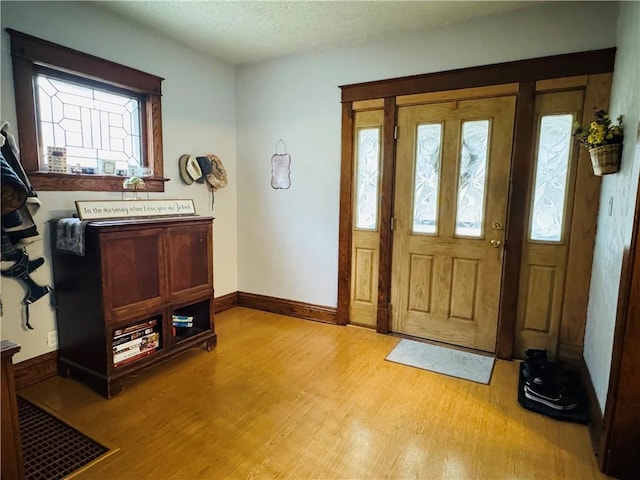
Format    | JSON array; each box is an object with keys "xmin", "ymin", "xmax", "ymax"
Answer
[{"xmin": 20, "ymin": 307, "xmax": 610, "ymax": 480}]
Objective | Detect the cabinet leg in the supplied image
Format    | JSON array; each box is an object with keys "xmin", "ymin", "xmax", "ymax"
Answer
[
  {"xmin": 106, "ymin": 381, "xmax": 124, "ymax": 399},
  {"xmin": 206, "ymin": 340, "xmax": 214, "ymax": 352}
]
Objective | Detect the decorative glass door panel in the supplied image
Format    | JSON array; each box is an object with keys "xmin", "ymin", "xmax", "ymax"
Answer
[
  {"xmin": 529, "ymin": 114, "xmax": 574, "ymax": 242},
  {"xmin": 355, "ymin": 128, "xmax": 381, "ymax": 230},
  {"xmin": 391, "ymin": 97, "xmax": 516, "ymax": 352},
  {"xmin": 455, "ymin": 120, "xmax": 490, "ymax": 238},
  {"xmin": 412, "ymin": 124, "xmax": 443, "ymax": 234},
  {"xmin": 350, "ymin": 110, "xmax": 384, "ymax": 328}
]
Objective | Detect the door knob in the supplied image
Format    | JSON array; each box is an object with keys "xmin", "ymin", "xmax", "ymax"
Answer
[{"xmin": 490, "ymin": 240, "xmax": 502, "ymax": 248}]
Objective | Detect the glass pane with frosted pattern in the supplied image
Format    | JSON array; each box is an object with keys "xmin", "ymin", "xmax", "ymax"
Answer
[
  {"xmin": 355, "ymin": 128, "xmax": 381, "ymax": 230},
  {"xmin": 35, "ymin": 73, "xmax": 143, "ymax": 170},
  {"xmin": 412, "ymin": 124, "xmax": 443, "ymax": 234},
  {"xmin": 530, "ymin": 114, "xmax": 573, "ymax": 242},
  {"xmin": 455, "ymin": 120, "xmax": 490, "ymax": 237}
]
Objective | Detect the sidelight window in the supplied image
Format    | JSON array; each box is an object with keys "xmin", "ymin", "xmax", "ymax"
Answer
[
  {"xmin": 354, "ymin": 127, "xmax": 381, "ymax": 230},
  {"xmin": 529, "ymin": 114, "xmax": 574, "ymax": 242}
]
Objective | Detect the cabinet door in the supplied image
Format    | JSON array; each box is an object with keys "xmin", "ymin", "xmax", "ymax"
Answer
[
  {"xmin": 166, "ymin": 223, "xmax": 213, "ymax": 298},
  {"xmin": 100, "ymin": 228, "xmax": 167, "ymax": 321}
]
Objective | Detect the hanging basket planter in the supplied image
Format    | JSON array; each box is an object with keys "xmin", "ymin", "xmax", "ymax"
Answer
[
  {"xmin": 574, "ymin": 109, "xmax": 624, "ymax": 177},
  {"xmin": 589, "ymin": 143, "xmax": 622, "ymax": 176}
]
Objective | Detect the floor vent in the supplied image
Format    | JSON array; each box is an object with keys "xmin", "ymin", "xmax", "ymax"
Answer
[{"xmin": 18, "ymin": 396, "xmax": 111, "ymax": 480}]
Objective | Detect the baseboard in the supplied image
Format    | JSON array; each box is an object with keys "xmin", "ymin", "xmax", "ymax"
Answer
[
  {"xmin": 557, "ymin": 342, "xmax": 583, "ymax": 370},
  {"xmin": 214, "ymin": 291, "xmax": 238, "ymax": 313},
  {"xmin": 14, "ymin": 351, "xmax": 58, "ymax": 390},
  {"xmin": 14, "ymin": 291, "xmax": 326, "ymax": 390},
  {"xmin": 579, "ymin": 356, "xmax": 604, "ymax": 459},
  {"xmin": 237, "ymin": 292, "xmax": 337, "ymax": 324}
]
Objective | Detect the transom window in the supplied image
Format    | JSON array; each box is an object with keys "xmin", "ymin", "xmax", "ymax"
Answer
[{"xmin": 8, "ymin": 29, "xmax": 165, "ymax": 192}]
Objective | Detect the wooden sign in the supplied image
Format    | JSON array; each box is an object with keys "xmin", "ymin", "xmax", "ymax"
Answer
[{"xmin": 75, "ymin": 199, "xmax": 196, "ymax": 220}]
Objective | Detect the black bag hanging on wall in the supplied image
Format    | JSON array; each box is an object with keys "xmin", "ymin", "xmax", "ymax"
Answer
[{"xmin": 0, "ymin": 122, "xmax": 52, "ymax": 329}]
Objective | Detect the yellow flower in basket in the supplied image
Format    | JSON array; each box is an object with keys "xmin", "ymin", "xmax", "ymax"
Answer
[{"xmin": 573, "ymin": 109, "xmax": 623, "ymax": 149}]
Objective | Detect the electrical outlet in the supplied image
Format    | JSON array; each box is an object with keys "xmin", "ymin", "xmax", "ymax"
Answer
[{"xmin": 47, "ymin": 330, "xmax": 58, "ymax": 348}]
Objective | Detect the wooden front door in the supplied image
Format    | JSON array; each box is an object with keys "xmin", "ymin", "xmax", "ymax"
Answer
[{"xmin": 390, "ymin": 96, "xmax": 516, "ymax": 352}]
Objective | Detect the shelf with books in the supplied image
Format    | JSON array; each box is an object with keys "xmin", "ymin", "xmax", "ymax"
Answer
[
  {"xmin": 172, "ymin": 299, "xmax": 211, "ymax": 343},
  {"xmin": 111, "ymin": 317, "xmax": 162, "ymax": 368}
]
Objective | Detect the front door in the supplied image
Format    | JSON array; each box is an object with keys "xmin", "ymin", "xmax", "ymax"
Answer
[{"xmin": 390, "ymin": 96, "xmax": 516, "ymax": 352}]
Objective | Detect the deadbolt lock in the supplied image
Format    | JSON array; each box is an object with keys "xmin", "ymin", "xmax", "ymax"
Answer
[{"xmin": 492, "ymin": 221, "xmax": 504, "ymax": 230}]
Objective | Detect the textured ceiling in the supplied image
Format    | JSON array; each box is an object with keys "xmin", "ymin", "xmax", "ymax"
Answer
[{"xmin": 97, "ymin": 1, "xmax": 536, "ymax": 66}]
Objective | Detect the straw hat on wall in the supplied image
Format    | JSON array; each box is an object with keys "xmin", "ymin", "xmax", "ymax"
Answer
[
  {"xmin": 179, "ymin": 154, "xmax": 202, "ymax": 184},
  {"xmin": 197, "ymin": 154, "xmax": 228, "ymax": 191}
]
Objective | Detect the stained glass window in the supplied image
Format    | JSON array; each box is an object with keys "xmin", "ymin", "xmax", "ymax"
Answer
[
  {"xmin": 530, "ymin": 114, "xmax": 574, "ymax": 242},
  {"xmin": 455, "ymin": 120, "xmax": 490, "ymax": 237},
  {"xmin": 412, "ymin": 124, "xmax": 443, "ymax": 234},
  {"xmin": 355, "ymin": 128, "xmax": 381, "ymax": 230},
  {"xmin": 36, "ymin": 73, "xmax": 142, "ymax": 173}
]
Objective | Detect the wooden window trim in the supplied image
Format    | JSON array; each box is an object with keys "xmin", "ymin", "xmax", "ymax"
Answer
[
  {"xmin": 340, "ymin": 48, "xmax": 616, "ymax": 103},
  {"xmin": 7, "ymin": 28, "xmax": 167, "ymax": 192}
]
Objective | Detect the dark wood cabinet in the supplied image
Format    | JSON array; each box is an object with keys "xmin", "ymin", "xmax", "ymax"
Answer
[{"xmin": 51, "ymin": 216, "xmax": 216, "ymax": 398}]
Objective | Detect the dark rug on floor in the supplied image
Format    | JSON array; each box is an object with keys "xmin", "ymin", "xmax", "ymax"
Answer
[{"xmin": 18, "ymin": 396, "xmax": 111, "ymax": 480}]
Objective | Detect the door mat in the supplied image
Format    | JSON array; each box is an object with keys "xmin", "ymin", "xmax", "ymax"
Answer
[
  {"xmin": 18, "ymin": 396, "xmax": 117, "ymax": 480},
  {"xmin": 385, "ymin": 339, "xmax": 495, "ymax": 384}
]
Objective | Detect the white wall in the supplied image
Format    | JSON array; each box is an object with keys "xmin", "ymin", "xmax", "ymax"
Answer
[
  {"xmin": 0, "ymin": 0, "xmax": 627, "ymax": 366},
  {"xmin": 236, "ymin": 1, "xmax": 619, "ymax": 307},
  {"xmin": 584, "ymin": 1, "xmax": 640, "ymax": 411},
  {"xmin": 0, "ymin": 1, "xmax": 238, "ymax": 362}
]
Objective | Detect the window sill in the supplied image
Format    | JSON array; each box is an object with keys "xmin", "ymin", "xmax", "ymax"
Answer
[{"xmin": 28, "ymin": 172, "xmax": 168, "ymax": 192}]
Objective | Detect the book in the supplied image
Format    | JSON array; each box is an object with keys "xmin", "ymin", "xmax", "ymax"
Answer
[
  {"xmin": 113, "ymin": 344, "xmax": 158, "ymax": 366},
  {"xmin": 113, "ymin": 345, "xmax": 143, "ymax": 364},
  {"xmin": 140, "ymin": 333, "xmax": 160, "ymax": 351},
  {"xmin": 113, "ymin": 319, "xmax": 158, "ymax": 339},
  {"xmin": 113, "ymin": 327, "xmax": 155, "ymax": 346},
  {"xmin": 172, "ymin": 315, "xmax": 194, "ymax": 328},
  {"xmin": 172, "ymin": 322, "xmax": 193, "ymax": 327},
  {"xmin": 113, "ymin": 332, "xmax": 160, "ymax": 364},
  {"xmin": 113, "ymin": 349, "xmax": 155, "ymax": 368},
  {"xmin": 113, "ymin": 333, "xmax": 156, "ymax": 353}
]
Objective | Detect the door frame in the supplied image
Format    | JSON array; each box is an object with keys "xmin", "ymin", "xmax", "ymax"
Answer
[{"xmin": 336, "ymin": 48, "xmax": 616, "ymax": 359}]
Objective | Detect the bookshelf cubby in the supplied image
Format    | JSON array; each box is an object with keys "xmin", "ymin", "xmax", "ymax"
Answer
[
  {"xmin": 172, "ymin": 299, "xmax": 211, "ymax": 343},
  {"xmin": 51, "ymin": 216, "xmax": 216, "ymax": 398}
]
